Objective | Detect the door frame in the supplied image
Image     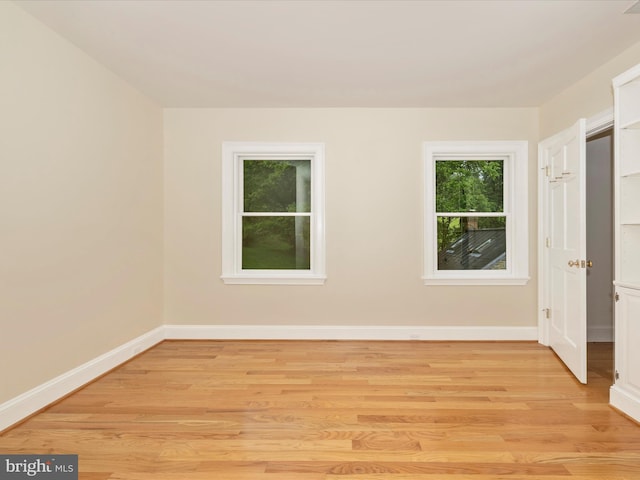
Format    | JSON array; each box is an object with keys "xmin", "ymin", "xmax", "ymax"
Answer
[{"xmin": 538, "ymin": 108, "xmax": 613, "ymax": 346}]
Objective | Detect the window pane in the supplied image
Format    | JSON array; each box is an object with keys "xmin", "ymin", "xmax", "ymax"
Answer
[
  {"xmin": 435, "ymin": 160, "xmax": 503, "ymax": 213},
  {"xmin": 242, "ymin": 216, "xmax": 310, "ymax": 270},
  {"xmin": 437, "ymin": 216, "xmax": 506, "ymax": 270},
  {"xmin": 244, "ymin": 160, "xmax": 311, "ymax": 213}
]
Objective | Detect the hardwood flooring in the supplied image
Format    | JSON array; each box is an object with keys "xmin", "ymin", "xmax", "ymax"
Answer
[{"xmin": 1, "ymin": 340, "xmax": 638, "ymax": 479}]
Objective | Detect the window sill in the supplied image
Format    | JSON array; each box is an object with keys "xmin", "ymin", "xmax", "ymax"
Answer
[
  {"xmin": 422, "ymin": 276, "xmax": 530, "ymax": 286},
  {"xmin": 221, "ymin": 274, "xmax": 327, "ymax": 285}
]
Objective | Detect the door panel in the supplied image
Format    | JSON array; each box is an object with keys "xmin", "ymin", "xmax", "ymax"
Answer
[{"xmin": 540, "ymin": 119, "xmax": 587, "ymax": 384}]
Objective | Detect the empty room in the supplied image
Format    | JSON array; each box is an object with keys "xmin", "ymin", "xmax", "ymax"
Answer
[{"xmin": 2, "ymin": 1, "xmax": 640, "ymax": 478}]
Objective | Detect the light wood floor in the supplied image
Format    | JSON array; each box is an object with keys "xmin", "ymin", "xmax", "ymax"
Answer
[{"xmin": 1, "ymin": 341, "xmax": 638, "ymax": 479}]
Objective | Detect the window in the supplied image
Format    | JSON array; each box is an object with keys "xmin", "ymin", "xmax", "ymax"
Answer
[
  {"xmin": 221, "ymin": 142, "xmax": 326, "ymax": 285},
  {"xmin": 423, "ymin": 141, "xmax": 529, "ymax": 285}
]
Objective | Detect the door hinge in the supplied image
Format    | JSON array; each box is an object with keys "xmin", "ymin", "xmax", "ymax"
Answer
[
  {"xmin": 615, "ymin": 370, "xmax": 620, "ymax": 380},
  {"xmin": 615, "ymin": 292, "xmax": 620, "ymax": 302},
  {"xmin": 544, "ymin": 308, "xmax": 551, "ymax": 319},
  {"xmin": 545, "ymin": 237, "xmax": 550, "ymax": 248},
  {"xmin": 545, "ymin": 165, "xmax": 550, "ymax": 177}
]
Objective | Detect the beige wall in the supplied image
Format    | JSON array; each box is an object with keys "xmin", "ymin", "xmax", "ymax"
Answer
[
  {"xmin": 8, "ymin": 0, "xmax": 639, "ymax": 410},
  {"xmin": 540, "ymin": 40, "xmax": 640, "ymax": 138},
  {"xmin": 0, "ymin": 3, "xmax": 164, "ymax": 403},
  {"xmin": 164, "ymin": 108, "xmax": 539, "ymax": 328}
]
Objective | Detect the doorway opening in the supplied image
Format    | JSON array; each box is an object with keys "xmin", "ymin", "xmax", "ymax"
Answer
[{"xmin": 586, "ymin": 127, "xmax": 614, "ymax": 379}]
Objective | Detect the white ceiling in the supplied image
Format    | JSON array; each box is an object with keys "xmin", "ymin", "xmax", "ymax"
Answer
[{"xmin": 14, "ymin": 0, "xmax": 640, "ymax": 108}]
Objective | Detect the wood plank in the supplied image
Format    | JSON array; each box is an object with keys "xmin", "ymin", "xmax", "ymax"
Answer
[{"xmin": 1, "ymin": 341, "xmax": 638, "ymax": 479}]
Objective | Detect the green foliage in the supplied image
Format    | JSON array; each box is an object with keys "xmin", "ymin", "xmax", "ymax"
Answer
[
  {"xmin": 244, "ymin": 160, "xmax": 310, "ymax": 212},
  {"xmin": 243, "ymin": 235, "xmax": 309, "ymax": 270},
  {"xmin": 242, "ymin": 217, "xmax": 310, "ymax": 270},
  {"xmin": 242, "ymin": 160, "xmax": 311, "ymax": 269},
  {"xmin": 435, "ymin": 160, "xmax": 504, "ymax": 252},
  {"xmin": 436, "ymin": 160, "xmax": 503, "ymax": 213}
]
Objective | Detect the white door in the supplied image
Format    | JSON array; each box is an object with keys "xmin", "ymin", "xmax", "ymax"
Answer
[{"xmin": 539, "ymin": 119, "xmax": 588, "ymax": 383}]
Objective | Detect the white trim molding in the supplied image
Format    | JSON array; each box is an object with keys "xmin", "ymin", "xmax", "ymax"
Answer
[
  {"xmin": 586, "ymin": 107, "xmax": 613, "ymax": 137},
  {"xmin": 587, "ymin": 325, "xmax": 614, "ymax": 343},
  {"xmin": 423, "ymin": 141, "xmax": 529, "ymax": 286},
  {"xmin": 221, "ymin": 142, "xmax": 326, "ymax": 285},
  {"xmin": 1, "ymin": 324, "xmax": 537, "ymax": 432},
  {"xmin": 0, "ymin": 327, "xmax": 165, "ymax": 432},
  {"xmin": 610, "ymin": 385, "xmax": 640, "ymax": 424},
  {"xmin": 164, "ymin": 324, "xmax": 538, "ymax": 341}
]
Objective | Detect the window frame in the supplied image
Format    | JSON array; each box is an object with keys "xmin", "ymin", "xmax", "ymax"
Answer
[
  {"xmin": 423, "ymin": 141, "xmax": 529, "ymax": 285},
  {"xmin": 221, "ymin": 142, "xmax": 326, "ymax": 285}
]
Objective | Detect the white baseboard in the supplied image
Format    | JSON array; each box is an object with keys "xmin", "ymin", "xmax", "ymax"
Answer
[
  {"xmin": 610, "ymin": 385, "xmax": 640, "ymax": 424},
  {"xmin": 587, "ymin": 325, "xmax": 614, "ymax": 342},
  {"xmin": 164, "ymin": 324, "xmax": 539, "ymax": 341},
  {"xmin": 0, "ymin": 324, "xmax": 537, "ymax": 432},
  {"xmin": 0, "ymin": 327, "xmax": 165, "ymax": 432}
]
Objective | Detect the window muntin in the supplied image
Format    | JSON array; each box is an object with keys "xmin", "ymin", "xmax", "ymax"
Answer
[
  {"xmin": 222, "ymin": 143, "xmax": 325, "ymax": 285},
  {"xmin": 241, "ymin": 158, "xmax": 311, "ymax": 270},
  {"xmin": 423, "ymin": 141, "xmax": 529, "ymax": 285},
  {"xmin": 436, "ymin": 159, "xmax": 506, "ymax": 271}
]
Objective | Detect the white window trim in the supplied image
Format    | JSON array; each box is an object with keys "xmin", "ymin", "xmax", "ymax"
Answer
[
  {"xmin": 422, "ymin": 141, "xmax": 529, "ymax": 286},
  {"xmin": 221, "ymin": 142, "xmax": 326, "ymax": 285}
]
